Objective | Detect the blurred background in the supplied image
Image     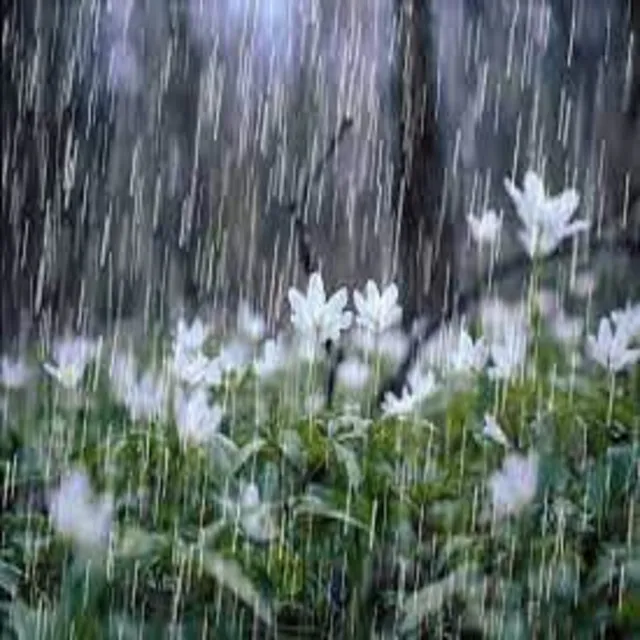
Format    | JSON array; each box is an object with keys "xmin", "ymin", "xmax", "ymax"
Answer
[{"xmin": 2, "ymin": 0, "xmax": 639, "ymax": 350}]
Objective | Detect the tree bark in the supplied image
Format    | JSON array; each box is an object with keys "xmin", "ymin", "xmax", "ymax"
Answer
[{"xmin": 393, "ymin": 0, "xmax": 456, "ymax": 331}]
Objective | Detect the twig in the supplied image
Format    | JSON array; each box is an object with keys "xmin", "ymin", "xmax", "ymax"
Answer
[{"xmin": 286, "ymin": 117, "xmax": 355, "ymax": 277}]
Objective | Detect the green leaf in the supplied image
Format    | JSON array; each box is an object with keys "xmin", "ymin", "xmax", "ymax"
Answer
[
  {"xmin": 0, "ymin": 559, "xmax": 21, "ymax": 598},
  {"xmin": 231, "ymin": 437, "xmax": 269, "ymax": 475},
  {"xmin": 197, "ymin": 549, "xmax": 274, "ymax": 627},
  {"xmin": 400, "ymin": 563, "xmax": 481, "ymax": 635},
  {"xmin": 117, "ymin": 527, "xmax": 168, "ymax": 561},
  {"xmin": 293, "ymin": 496, "xmax": 368, "ymax": 531},
  {"xmin": 331, "ymin": 441, "xmax": 362, "ymax": 489},
  {"xmin": 5, "ymin": 599, "xmax": 47, "ymax": 640}
]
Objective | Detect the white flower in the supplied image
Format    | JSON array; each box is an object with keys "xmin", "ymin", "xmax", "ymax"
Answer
[
  {"xmin": 305, "ymin": 392, "xmax": 325, "ymax": 416},
  {"xmin": 447, "ymin": 328, "xmax": 489, "ymax": 375},
  {"xmin": 239, "ymin": 482, "xmax": 278, "ymax": 542},
  {"xmin": 504, "ymin": 170, "xmax": 588, "ymax": 258},
  {"xmin": 288, "ymin": 272, "xmax": 353, "ymax": 346},
  {"xmin": 174, "ymin": 387, "xmax": 223, "ymax": 445},
  {"xmin": 382, "ymin": 386, "xmax": 419, "ymax": 417},
  {"xmin": 408, "ymin": 368, "xmax": 439, "ymax": 401},
  {"xmin": 237, "ymin": 302, "xmax": 266, "ymax": 343},
  {"xmin": 43, "ymin": 336, "xmax": 101, "ymax": 389},
  {"xmin": 480, "ymin": 297, "xmax": 528, "ymax": 344},
  {"xmin": 586, "ymin": 315, "xmax": 640, "ymax": 373},
  {"xmin": 109, "ymin": 351, "xmax": 137, "ymax": 396},
  {"xmin": 352, "ymin": 327, "xmax": 409, "ymax": 364},
  {"xmin": 253, "ymin": 337, "xmax": 288, "ymax": 379},
  {"xmin": 550, "ymin": 312, "xmax": 583, "ymax": 346},
  {"xmin": 216, "ymin": 340, "xmax": 251, "ymax": 376},
  {"xmin": 336, "ymin": 357, "xmax": 370, "ymax": 391},
  {"xmin": 353, "ymin": 280, "xmax": 402, "ymax": 334},
  {"xmin": 489, "ymin": 325, "xmax": 528, "ymax": 380},
  {"xmin": 0, "ymin": 355, "xmax": 33, "ymax": 389},
  {"xmin": 611, "ymin": 302, "xmax": 640, "ymax": 341},
  {"xmin": 382, "ymin": 368, "xmax": 438, "ymax": 417},
  {"xmin": 482, "ymin": 414, "xmax": 510, "ymax": 448},
  {"xmin": 123, "ymin": 371, "xmax": 169, "ymax": 423},
  {"xmin": 174, "ymin": 317, "xmax": 208, "ymax": 355},
  {"xmin": 466, "ymin": 209, "xmax": 502, "ymax": 246},
  {"xmin": 49, "ymin": 468, "xmax": 113, "ymax": 550},
  {"xmin": 172, "ymin": 349, "xmax": 221, "ymax": 387},
  {"xmin": 489, "ymin": 451, "xmax": 538, "ymax": 517}
]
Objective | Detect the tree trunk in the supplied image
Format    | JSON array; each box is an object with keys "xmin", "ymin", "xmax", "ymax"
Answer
[{"xmin": 393, "ymin": 0, "xmax": 456, "ymax": 331}]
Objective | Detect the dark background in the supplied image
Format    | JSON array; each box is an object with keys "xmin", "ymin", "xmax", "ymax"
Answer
[{"xmin": 2, "ymin": 0, "xmax": 639, "ymax": 351}]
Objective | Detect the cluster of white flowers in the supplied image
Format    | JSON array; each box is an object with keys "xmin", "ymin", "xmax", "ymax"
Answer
[
  {"xmin": 43, "ymin": 336, "xmax": 102, "ymax": 390},
  {"xmin": 381, "ymin": 368, "xmax": 439, "ymax": 417},
  {"xmin": 468, "ymin": 169, "xmax": 589, "ymax": 259},
  {"xmin": 489, "ymin": 450, "xmax": 539, "ymax": 518},
  {"xmin": 49, "ymin": 468, "xmax": 114, "ymax": 550},
  {"xmin": 0, "ymin": 355, "xmax": 33, "ymax": 389},
  {"xmin": 109, "ymin": 351, "xmax": 170, "ymax": 423},
  {"xmin": 587, "ymin": 303, "xmax": 640, "ymax": 373}
]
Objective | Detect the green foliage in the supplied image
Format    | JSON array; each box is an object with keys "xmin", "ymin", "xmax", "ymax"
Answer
[{"xmin": 1, "ymin": 327, "xmax": 639, "ymax": 638}]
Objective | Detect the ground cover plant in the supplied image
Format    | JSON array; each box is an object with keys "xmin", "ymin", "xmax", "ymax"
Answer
[{"xmin": 1, "ymin": 170, "xmax": 640, "ymax": 638}]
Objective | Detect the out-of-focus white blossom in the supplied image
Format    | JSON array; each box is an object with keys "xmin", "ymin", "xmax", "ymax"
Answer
[
  {"xmin": 253, "ymin": 337, "xmax": 288, "ymax": 379},
  {"xmin": 43, "ymin": 336, "xmax": 101, "ymax": 389},
  {"xmin": 0, "ymin": 355, "xmax": 33, "ymax": 389},
  {"xmin": 288, "ymin": 272, "xmax": 352, "ymax": 348},
  {"xmin": 447, "ymin": 328, "xmax": 489, "ymax": 375},
  {"xmin": 353, "ymin": 280, "xmax": 402, "ymax": 334},
  {"xmin": 49, "ymin": 468, "xmax": 113, "ymax": 550},
  {"xmin": 352, "ymin": 327, "xmax": 409, "ymax": 364},
  {"xmin": 382, "ymin": 386, "xmax": 419, "ymax": 418},
  {"xmin": 504, "ymin": 170, "xmax": 588, "ymax": 258},
  {"xmin": 382, "ymin": 368, "xmax": 438, "ymax": 418},
  {"xmin": 480, "ymin": 297, "xmax": 528, "ymax": 344},
  {"xmin": 586, "ymin": 315, "xmax": 640, "ymax": 373},
  {"xmin": 175, "ymin": 387, "xmax": 223, "ymax": 445},
  {"xmin": 550, "ymin": 311, "xmax": 584, "ymax": 346},
  {"xmin": 482, "ymin": 414, "xmax": 510, "ymax": 448},
  {"xmin": 336, "ymin": 357, "xmax": 370, "ymax": 391},
  {"xmin": 237, "ymin": 302, "xmax": 266, "ymax": 343},
  {"xmin": 466, "ymin": 209, "xmax": 502, "ymax": 246},
  {"xmin": 488, "ymin": 325, "xmax": 528, "ymax": 380},
  {"xmin": 174, "ymin": 317, "xmax": 209, "ymax": 355},
  {"xmin": 304, "ymin": 392, "xmax": 325, "ymax": 416},
  {"xmin": 216, "ymin": 340, "xmax": 251, "ymax": 376},
  {"xmin": 239, "ymin": 482, "xmax": 278, "ymax": 543},
  {"xmin": 489, "ymin": 451, "xmax": 538, "ymax": 517},
  {"xmin": 172, "ymin": 349, "xmax": 221, "ymax": 387},
  {"xmin": 611, "ymin": 302, "xmax": 640, "ymax": 341},
  {"xmin": 124, "ymin": 371, "xmax": 169, "ymax": 423}
]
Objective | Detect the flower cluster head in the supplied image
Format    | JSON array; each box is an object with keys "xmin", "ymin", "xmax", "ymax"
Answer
[
  {"xmin": 0, "ymin": 355, "xmax": 33, "ymax": 390},
  {"xmin": 504, "ymin": 170, "xmax": 588, "ymax": 258},
  {"xmin": 43, "ymin": 335, "xmax": 102, "ymax": 390},
  {"xmin": 587, "ymin": 304, "xmax": 640, "ymax": 373},
  {"xmin": 287, "ymin": 272, "xmax": 352, "ymax": 348},
  {"xmin": 237, "ymin": 301, "xmax": 267, "ymax": 343},
  {"xmin": 489, "ymin": 450, "xmax": 539, "ymax": 518},
  {"xmin": 174, "ymin": 386, "xmax": 223, "ymax": 446},
  {"xmin": 109, "ymin": 351, "xmax": 169, "ymax": 422},
  {"xmin": 466, "ymin": 209, "xmax": 502, "ymax": 247},
  {"xmin": 253, "ymin": 337, "xmax": 289, "ymax": 379},
  {"xmin": 49, "ymin": 468, "xmax": 113, "ymax": 550},
  {"xmin": 353, "ymin": 280, "xmax": 402, "ymax": 335},
  {"xmin": 382, "ymin": 368, "xmax": 438, "ymax": 418},
  {"xmin": 447, "ymin": 327, "xmax": 489, "ymax": 375}
]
